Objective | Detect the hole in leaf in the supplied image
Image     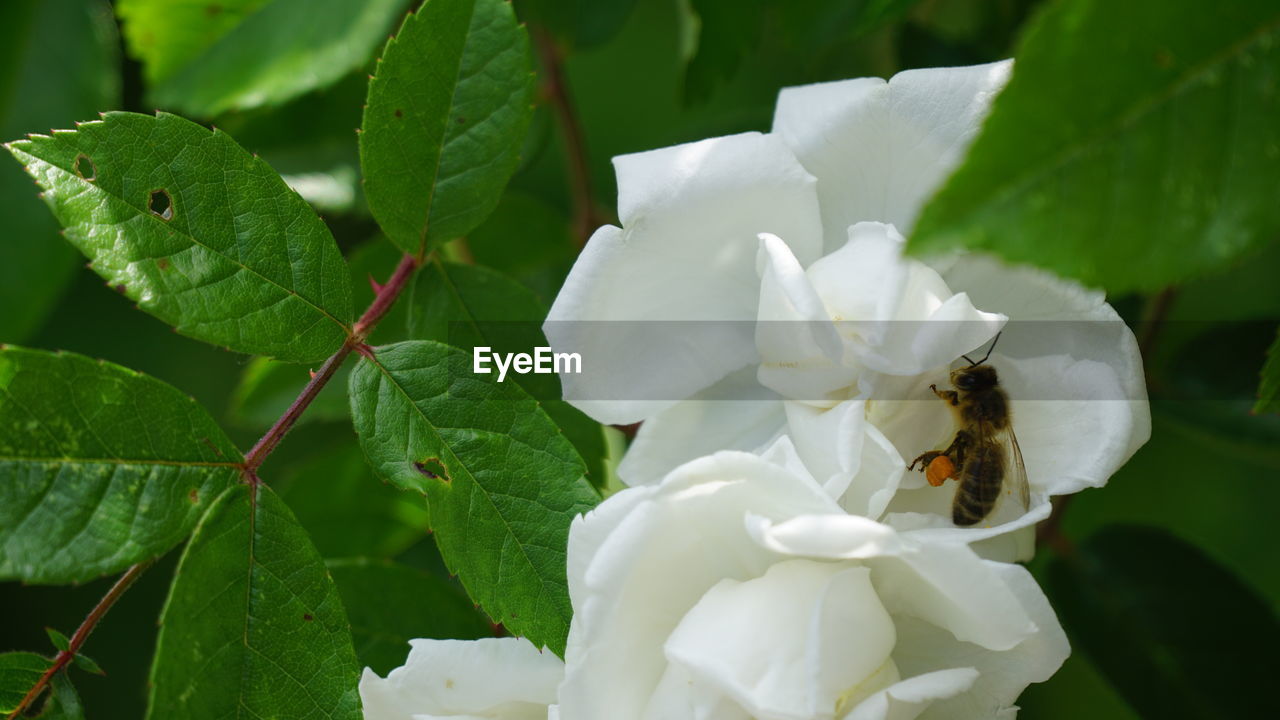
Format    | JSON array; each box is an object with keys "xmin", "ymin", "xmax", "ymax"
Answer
[
  {"xmin": 394, "ymin": 108, "xmax": 403, "ymax": 118},
  {"xmin": 188, "ymin": 488, "xmax": 199, "ymax": 504},
  {"xmin": 73, "ymin": 154, "xmax": 96, "ymax": 181},
  {"xmin": 414, "ymin": 458, "xmax": 450, "ymax": 483},
  {"xmin": 148, "ymin": 189, "xmax": 173, "ymax": 221},
  {"xmin": 302, "ymin": 613, "xmax": 313, "ymax": 621}
]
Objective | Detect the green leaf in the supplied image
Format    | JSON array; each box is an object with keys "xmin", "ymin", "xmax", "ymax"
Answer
[
  {"xmin": 69, "ymin": 655, "xmax": 103, "ymax": 678},
  {"xmin": 910, "ymin": 0, "xmax": 1280, "ymax": 292},
  {"xmin": 408, "ymin": 260, "xmax": 607, "ymax": 487},
  {"xmin": 121, "ymin": 0, "xmax": 407, "ymax": 117},
  {"xmin": 278, "ymin": 443, "xmax": 429, "ymax": 559},
  {"xmin": 33, "ymin": 673, "xmax": 84, "ymax": 720},
  {"xmin": 328, "ymin": 558, "xmax": 492, "ymax": 675},
  {"xmin": 147, "ymin": 484, "xmax": 361, "ymax": 720},
  {"xmin": 1047, "ymin": 525, "xmax": 1279, "ymax": 719},
  {"xmin": 228, "ymin": 239, "xmax": 408, "ymax": 428},
  {"xmin": 1256, "ymin": 326, "xmax": 1280, "ymax": 414},
  {"xmin": 0, "ymin": 651, "xmax": 50, "ymax": 714},
  {"xmin": 6, "ymin": 111, "xmax": 354, "ymax": 362},
  {"xmin": 0, "ymin": 346, "xmax": 242, "ymax": 583},
  {"xmin": 0, "ymin": 0, "xmax": 118, "ymax": 343},
  {"xmin": 349, "ymin": 340, "xmax": 599, "ymax": 655},
  {"xmin": 44, "ymin": 628, "xmax": 69, "ymax": 652},
  {"xmin": 361, "ymin": 0, "xmax": 536, "ymax": 257},
  {"xmin": 116, "ymin": 0, "xmax": 268, "ymax": 85}
]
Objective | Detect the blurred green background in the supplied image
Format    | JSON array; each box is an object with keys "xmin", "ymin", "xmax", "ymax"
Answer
[{"xmin": 2, "ymin": 0, "xmax": 1276, "ymax": 717}]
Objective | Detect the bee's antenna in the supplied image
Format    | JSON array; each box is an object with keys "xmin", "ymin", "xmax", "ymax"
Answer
[{"xmin": 964, "ymin": 331, "xmax": 1002, "ymax": 366}]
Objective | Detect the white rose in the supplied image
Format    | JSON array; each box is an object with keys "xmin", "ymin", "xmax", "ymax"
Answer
[
  {"xmin": 360, "ymin": 637, "xmax": 562, "ymax": 720},
  {"xmin": 544, "ymin": 62, "xmax": 1149, "ymax": 549},
  {"xmin": 554, "ymin": 445, "xmax": 1068, "ymax": 720}
]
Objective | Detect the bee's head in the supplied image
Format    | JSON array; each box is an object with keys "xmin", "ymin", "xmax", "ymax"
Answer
[{"xmin": 952, "ymin": 364, "xmax": 998, "ymax": 392}]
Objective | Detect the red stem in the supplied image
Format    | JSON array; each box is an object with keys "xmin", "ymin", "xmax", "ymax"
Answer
[
  {"xmin": 243, "ymin": 253, "xmax": 420, "ymax": 472},
  {"xmin": 532, "ymin": 26, "xmax": 601, "ymax": 246},
  {"xmin": 7, "ymin": 254, "xmax": 422, "ymax": 714},
  {"xmin": 7, "ymin": 560, "xmax": 154, "ymax": 719}
]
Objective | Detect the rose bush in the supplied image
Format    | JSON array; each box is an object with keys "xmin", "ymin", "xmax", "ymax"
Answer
[
  {"xmin": 545, "ymin": 62, "xmax": 1149, "ymax": 548},
  {"xmin": 363, "ymin": 445, "xmax": 1068, "ymax": 720},
  {"xmin": 551, "ymin": 445, "xmax": 1067, "ymax": 720}
]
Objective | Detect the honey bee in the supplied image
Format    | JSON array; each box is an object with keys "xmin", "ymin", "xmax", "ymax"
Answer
[{"xmin": 907, "ymin": 333, "xmax": 1029, "ymax": 526}]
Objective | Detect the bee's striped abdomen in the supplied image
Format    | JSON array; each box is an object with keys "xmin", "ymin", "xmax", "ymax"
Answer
[{"xmin": 953, "ymin": 443, "xmax": 1005, "ymax": 526}]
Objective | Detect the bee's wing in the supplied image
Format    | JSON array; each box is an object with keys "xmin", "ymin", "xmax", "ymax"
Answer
[{"xmin": 1002, "ymin": 425, "xmax": 1031, "ymax": 511}]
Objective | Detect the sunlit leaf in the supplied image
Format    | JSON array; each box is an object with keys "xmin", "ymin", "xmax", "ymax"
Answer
[
  {"xmin": 349, "ymin": 340, "xmax": 599, "ymax": 654},
  {"xmin": 0, "ymin": 346, "xmax": 241, "ymax": 583},
  {"xmin": 361, "ymin": 0, "xmax": 535, "ymax": 257},
  {"xmin": 120, "ymin": 0, "xmax": 406, "ymax": 117},
  {"xmin": 911, "ymin": 0, "xmax": 1280, "ymax": 292},
  {"xmin": 147, "ymin": 484, "xmax": 361, "ymax": 719},
  {"xmin": 6, "ymin": 112, "xmax": 353, "ymax": 362},
  {"xmin": 0, "ymin": 651, "xmax": 50, "ymax": 714},
  {"xmin": 408, "ymin": 260, "xmax": 607, "ymax": 487}
]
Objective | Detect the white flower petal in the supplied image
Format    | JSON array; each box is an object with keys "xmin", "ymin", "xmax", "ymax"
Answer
[
  {"xmin": 617, "ymin": 368, "xmax": 788, "ymax": 487},
  {"xmin": 559, "ymin": 453, "xmax": 839, "ymax": 720},
  {"xmin": 772, "ymin": 61, "xmax": 1012, "ymax": 248},
  {"xmin": 746, "ymin": 513, "xmax": 906, "ymax": 561},
  {"xmin": 359, "ymin": 638, "xmax": 562, "ymax": 720},
  {"xmin": 843, "ymin": 421, "xmax": 908, "ymax": 521},
  {"xmin": 664, "ymin": 561, "xmax": 896, "ymax": 720},
  {"xmin": 757, "ymin": 233, "xmax": 852, "ymax": 400},
  {"xmin": 806, "ymin": 223, "xmax": 1005, "ymax": 380},
  {"xmin": 746, "ymin": 514, "xmax": 1037, "ymax": 658},
  {"xmin": 545, "ymin": 133, "xmax": 823, "ymax": 424},
  {"xmin": 864, "ymin": 545, "xmax": 1037, "ymax": 652},
  {"xmin": 644, "ymin": 662, "xmax": 753, "ymax": 720},
  {"xmin": 782, "ymin": 400, "xmax": 868, "ymax": 501},
  {"xmin": 843, "ymin": 668, "xmax": 980, "ymax": 720},
  {"xmin": 894, "ymin": 563, "xmax": 1069, "ymax": 720}
]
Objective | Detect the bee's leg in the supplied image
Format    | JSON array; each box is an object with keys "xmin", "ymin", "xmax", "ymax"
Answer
[
  {"xmin": 908, "ymin": 450, "xmax": 943, "ymax": 472},
  {"xmin": 929, "ymin": 384, "xmax": 960, "ymax": 407},
  {"xmin": 948, "ymin": 431, "xmax": 972, "ymax": 468}
]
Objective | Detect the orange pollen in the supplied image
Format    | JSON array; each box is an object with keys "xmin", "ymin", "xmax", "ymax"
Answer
[{"xmin": 926, "ymin": 456, "xmax": 956, "ymax": 487}]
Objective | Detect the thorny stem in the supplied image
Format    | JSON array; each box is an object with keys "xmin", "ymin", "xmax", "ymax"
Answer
[
  {"xmin": 532, "ymin": 26, "xmax": 603, "ymax": 246},
  {"xmin": 6, "ymin": 560, "xmax": 155, "ymax": 719},
  {"xmin": 242, "ymin": 253, "xmax": 421, "ymax": 473},
  {"xmin": 1137, "ymin": 286, "xmax": 1178, "ymax": 366},
  {"xmin": 7, "ymin": 253, "xmax": 423, "ymax": 715},
  {"xmin": 5, "ymin": 253, "xmax": 417, "ymax": 714}
]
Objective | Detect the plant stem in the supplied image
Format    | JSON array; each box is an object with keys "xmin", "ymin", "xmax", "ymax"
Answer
[
  {"xmin": 242, "ymin": 253, "xmax": 420, "ymax": 473},
  {"xmin": 241, "ymin": 344, "xmax": 355, "ymax": 472},
  {"xmin": 532, "ymin": 26, "xmax": 601, "ymax": 246},
  {"xmin": 354, "ymin": 253, "xmax": 420, "ymax": 339},
  {"xmin": 6, "ymin": 560, "xmax": 154, "ymax": 719},
  {"xmin": 1138, "ymin": 286, "xmax": 1178, "ymax": 362}
]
